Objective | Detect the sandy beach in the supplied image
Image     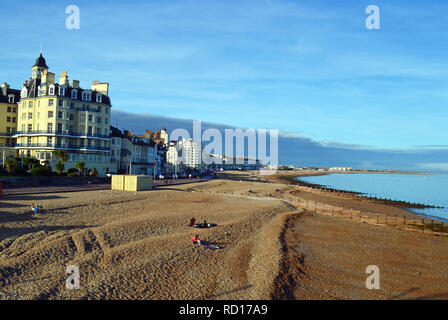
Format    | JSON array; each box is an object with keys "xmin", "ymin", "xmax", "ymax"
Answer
[{"xmin": 0, "ymin": 171, "xmax": 447, "ymax": 300}]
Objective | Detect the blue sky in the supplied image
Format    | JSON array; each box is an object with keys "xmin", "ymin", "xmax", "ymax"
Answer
[{"xmin": 1, "ymin": 0, "xmax": 448, "ymax": 153}]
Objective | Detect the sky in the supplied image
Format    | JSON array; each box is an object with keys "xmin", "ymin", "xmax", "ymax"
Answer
[{"xmin": 1, "ymin": 0, "xmax": 448, "ymax": 169}]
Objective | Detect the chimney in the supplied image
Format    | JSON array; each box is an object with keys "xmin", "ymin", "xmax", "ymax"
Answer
[
  {"xmin": 1, "ymin": 82, "xmax": 9, "ymax": 96},
  {"xmin": 91, "ymin": 81, "xmax": 109, "ymax": 96},
  {"xmin": 72, "ymin": 80, "xmax": 80, "ymax": 89},
  {"xmin": 60, "ymin": 72, "xmax": 69, "ymax": 86},
  {"xmin": 47, "ymin": 72, "xmax": 55, "ymax": 85}
]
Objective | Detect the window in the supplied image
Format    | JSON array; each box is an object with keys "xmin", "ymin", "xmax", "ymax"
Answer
[
  {"xmin": 49, "ymin": 85, "xmax": 55, "ymax": 95},
  {"xmin": 87, "ymin": 126, "xmax": 92, "ymax": 134},
  {"xmin": 12, "ymin": 107, "xmax": 16, "ymax": 113},
  {"xmin": 28, "ymin": 112, "xmax": 33, "ymax": 119},
  {"xmin": 7, "ymin": 107, "xmax": 11, "ymax": 112},
  {"xmin": 47, "ymin": 123, "xmax": 53, "ymax": 133},
  {"xmin": 6, "ymin": 127, "xmax": 10, "ymax": 134},
  {"xmin": 38, "ymin": 112, "xmax": 40, "ymax": 119},
  {"xmin": 59, "ymin": 100, "xmax": 64, "ymax": 107},
  {"xmin": 47, "ymin": 137, "xmax": 53, "ymax": 145},
  {"xmin": 22, "ymin": 113, "xmax": 26, "ymax": 120},
  {"xmin": 8, "ymin": 95, "xmax": 14, "ymax": 103},
  {"xmin": 97, "ymin": 117, "xmax": 102, "ymax": 123},
  {"xmin": 88, "ymin": 115, "xmax": 93, "ymax": 122},
  {"xmin": 70, "ymin": 103, "xmax": 74, "ymax": 109},
  {"xmin": 71, "ymin": 89, "xmax": 78, "ymax": 99},
  {"xmin": 82, "ymin": 91, "xmax": 92, "ymax": 101},
  {"xmin": 6, "ymin": 117, "xmax": 11, "ymax": 122},
  {"xmin": 80, "ymin": 114, "xmax": 86, "ymax": 122},
  {"xmin": 27, "ymin": 124, "xmax": 32, "ymax": 132},
  {"xmin": 96, "ymin": 128, "xmax": 101, "ymax": 135},
  {"xmin": 58, "ymin": 111, "xmax": 63, "ymax": 119},
  {"xmin": 12, "ymin": 117, "xmax": 16, "ymax": 123},
  {"xmin": 69, "ymin": 113, "xmax": 74, "ymax": 121},
  {"xmin": 48, "ymin": 111, "xmax": 54, "ymax": 118},
  {"xmin": 59, "ymin": 86, "xmax": 65, "ymax": 96},
  {"xmin": 96, "ymin": 94, "xmax": 102, "ymax": 103},
  {"xmin": 48, "ymin": 99, "xmax": 54, "ymax": 106},
  {"xmin": 29, "ymin": 101, "xmax": 33, "ymax": 108},
  {"xmin": 97, "ymin": 106, "xmax": 102, "ymax": 112},
  {"xmin": 105, "ymin": 118, "xmax": 108, "ymax": 124},
  {"xmin": 27, "ymin": 137, "xmax": 32, "ymax": 144},
  {"xmin": 58, "ymin": 123, "xmax": 63, "ymax": 132}
]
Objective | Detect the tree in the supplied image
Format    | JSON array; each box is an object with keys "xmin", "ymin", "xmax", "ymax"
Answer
[
  {"xmin": 4, "ymin": 158, "xmax": 17, "ymax": 175},
  {"xmin": 75, "ymin": 161, "xmax": 85, "ymax": 175},
  {"xmin": 54, "ymin": 150, "xmax": 68, "ymax": 162},
  {"xmin": 55, "ymin": 160, "xmax": 65, "ymax": 175}
]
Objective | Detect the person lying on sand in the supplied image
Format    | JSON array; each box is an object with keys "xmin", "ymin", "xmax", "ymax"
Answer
[{"xmin": 192, "ymin": 234, "xmax": 200, "ymax": 245}]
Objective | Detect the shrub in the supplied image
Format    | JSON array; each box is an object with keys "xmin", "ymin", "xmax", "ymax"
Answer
[
  {"xmin": 67, "ymin": 168, "xmax": 78, "ymax": 175},
  {"xmin": 30, "ymin": 165, "xmax": 51, "ymax": 177},
  {"xmin": 67, "ymin": 172, "xmax": 77, "ymax": 177}
]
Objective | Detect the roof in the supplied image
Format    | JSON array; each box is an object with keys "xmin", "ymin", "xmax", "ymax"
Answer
[
  {"xmin": 21, "ymin": 80, "xmax": 112, "ymax": 105},
  {"xmin": 0, "ymin": 86, "xmax": 20, "ymax": 104},
  {"xmin": 33, "ymin": 54, "xmax": 49, "ymax": 68}
]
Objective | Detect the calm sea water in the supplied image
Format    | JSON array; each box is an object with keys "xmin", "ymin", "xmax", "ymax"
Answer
[{"xmin": 297, "ymin": 173, "xmax": 448, "ymax": 222}]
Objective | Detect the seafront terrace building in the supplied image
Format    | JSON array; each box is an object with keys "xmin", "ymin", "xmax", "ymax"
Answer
[
  {"xmin": 0, "ymin": 82, "xmax": 20, "ymax": 161},
  {"xmin": 13, "ymin": 54, "xmax": 112, "ymax": 176}
]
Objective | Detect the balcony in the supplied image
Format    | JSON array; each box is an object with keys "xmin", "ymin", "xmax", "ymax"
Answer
[
  {"xmin": 15, "ymin": 143, "xmax": 110, "ymax": 152},
  {"xmin": 12, "ymin": 130, "xmax": 110, "ymax": 140},
  {"xmin": 0, "ymin": 132, "xmax": 14, "ymax": 137},
  {"xmin": 0, "ymin": 143, "xmax": 16, "ymax": 148}
]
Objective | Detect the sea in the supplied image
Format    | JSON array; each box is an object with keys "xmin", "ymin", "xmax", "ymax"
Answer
[{"xmin": 297, "ymin": 173, "xmax": 448, "ymax": 222}]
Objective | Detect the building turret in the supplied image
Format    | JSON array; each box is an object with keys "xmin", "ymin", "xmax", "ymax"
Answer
[{"xmin": 31, "ymin": 53, "xmax": 49, "ymax": 79}]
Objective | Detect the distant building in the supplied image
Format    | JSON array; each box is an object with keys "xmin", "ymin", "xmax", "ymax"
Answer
[
  {"xmin": 111, "ymin": 127, "xmax": 158, "ymax": 175},
  {"xmin": 166, "ymin": 138, "xmax": 203, "ymax": 173}
]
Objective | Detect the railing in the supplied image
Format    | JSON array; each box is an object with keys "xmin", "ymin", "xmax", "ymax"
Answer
[
  {"xmin": 15, "ymin": 143, "xmax": 110, "ymax": 151},
  {"xmin": 12, "ymin": 130, "xmax": 110, "ymax": 139},
  {"xmin": 298, "ymin": 200, "xmax": 448, "ymax": 236},
  {"xmin": 0, "ymin": 132, "xmax": 14, "ymax": 137},
  {"xmin": 0, "ymin": 143, "xmax": 16, "ymax": 148}
]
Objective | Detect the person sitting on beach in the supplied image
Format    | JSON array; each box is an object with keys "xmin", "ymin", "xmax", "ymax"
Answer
[
  {"xmin": 192, "ymin": 234, "xmax": 200, "ymax": 245},
  {"xmin": 189, "ymin": 217, "xmax": 196, "ymax": 227},
  {"xmin": 31, "ymin": 204, "xmax": 35, "ymax": 213},
  {"xmin": 202, "ymin": 220, "xmax": 207, "ymax": 228}
]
